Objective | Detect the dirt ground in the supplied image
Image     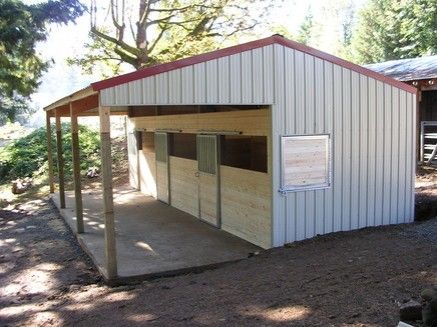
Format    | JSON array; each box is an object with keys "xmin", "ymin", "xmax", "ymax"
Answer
[
  {"xmin": 0, "ymin": 164, "xmax": 436, "ymax": 326},
  {"xmin": 0, "ymin": 198, "xmax": 435, "ymax": 326}
]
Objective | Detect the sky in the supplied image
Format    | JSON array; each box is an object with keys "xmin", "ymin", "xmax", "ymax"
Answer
[{"xmin": 28, "ymin": 0, "xmax": 366, "ymax": 126}]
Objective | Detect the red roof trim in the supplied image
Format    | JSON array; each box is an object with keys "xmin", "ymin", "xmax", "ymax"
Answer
[{"xmin": 91, "ymin": 35, "xmax": 417, "ymax": 94}]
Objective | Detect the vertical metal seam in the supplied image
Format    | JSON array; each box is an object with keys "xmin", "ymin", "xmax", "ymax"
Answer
[
  {"xmin": 303, "ymin": 54, "xmax": 307, "ymax": 238},
  {"xmin": 340, "ymin": 67, "xmax": 345, "ymax": 230},
  {"xmin": 349, "ymin": 69, "xmax": 353, "ymax": 230},
  {"xmin": 293, "ymin": 50, "xmax": 298, "ymax": 241},
  {"xmin": 373, "ymin": 81, "xmax": 378, "ymax": 226},
  {"xmin": 357, "ymin": 74, "xmax": 362, "ymax": 228},
  {"xmin": 331, "ymin": 64, "xmax": 335, "ymax": 233},
  {"xmin": 411, "ymin": 93, "xmax": 416, "ymax": 221},
  {"xmin": 365, "ymin": 76, "xmax": 369, "ymax": 228},
  {"xmin": 388, "ymin": 85, "xmax": 393, "ymax": 223},
  {"xmin": 239, "ymin": 53, "xmax": 243, "ymax": 104},
  {"xmin": 250, "ymin": 50, "xmax": 254, "ymax": 104},
  {"xmin": 281, "ymin": 46, "xmax": 288, "ymax": 242},
  {"xmin": 321, "ymin": 60, "xmax": 326, "ymax": 234},
  {"xmin": 396, "ymin": 88, "xmax": 400, "ymax": 223}
]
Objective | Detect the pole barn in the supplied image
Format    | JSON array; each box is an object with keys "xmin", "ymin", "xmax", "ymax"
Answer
[
  {"xmin": 45, "ymin": 35, "xmax": 417, "ymax": 278},
  {"xmin": 90, "ymin": 35, "xmax": 417, "ymax": 249}
]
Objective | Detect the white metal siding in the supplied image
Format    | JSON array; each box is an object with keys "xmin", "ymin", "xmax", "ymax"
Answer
[
  {"xmin": 100, "ymin": 46, "xmax": 276, "ymax": 106},
  {"xmin": 101, "ymin": 43, "xmax": 416, "ymax": 248},
  {"xmin": 270, "ymin": 45, "xmax": 415, "ymax": 246}
]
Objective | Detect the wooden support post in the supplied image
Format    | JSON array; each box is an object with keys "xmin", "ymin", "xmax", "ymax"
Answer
[
  {"xmin": 55, "ymin": 112, "xmax": 66, "ymax": 208},
  {"xmin": 46, "ymin": 112, "xmax": 55, "ymax": 193},
  {"xmin": 70, "ymin": 104, "xmax": 84, "ymax": 233},
  {"xmin": 99, "ymin": 106, "xmax": 117, "ymax": 279}
]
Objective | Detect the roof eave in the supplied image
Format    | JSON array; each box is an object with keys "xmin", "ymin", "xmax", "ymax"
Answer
[{"xmin": 91, "ymin": 35, "xmax": 417, "ymax": 95}]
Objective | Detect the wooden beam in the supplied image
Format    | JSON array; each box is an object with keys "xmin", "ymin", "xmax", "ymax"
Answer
[
  {"xmin": 55, "ymin": 111, "xmax": 66, "ymax": 208},
  {"xmin": 78, "ymin": 110, "xmax": 128, "ymax": 117},
  {"xmin": 70, "ymin": 104, "xmax": 84, "ymax": 233},
  {"xmin": 99, "ymin": 106, "xmax": 117, "ymax": 279},
  {"xmin": 46, "ymin": 112, "xmax": 55, "ymax": 193}
]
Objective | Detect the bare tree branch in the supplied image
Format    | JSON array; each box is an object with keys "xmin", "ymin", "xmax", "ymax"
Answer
[{"xmin": 90, "ymin": 27, "xmax": 140, "ymax": 56}]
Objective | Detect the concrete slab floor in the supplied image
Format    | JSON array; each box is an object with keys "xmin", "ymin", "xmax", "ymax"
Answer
[{"xmin": 51, "ymin": 186, "xmax": 260, "ymax": 279}]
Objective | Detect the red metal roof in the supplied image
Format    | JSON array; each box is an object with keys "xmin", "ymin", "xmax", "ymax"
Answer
[{"xmin": 91, "ymin": 35, "xmax": 417, "ymax": 94}]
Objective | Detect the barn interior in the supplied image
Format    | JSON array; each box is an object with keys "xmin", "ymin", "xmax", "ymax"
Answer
[{"xmin": 126, "ymin": 104, "xmax": 272, "ymax": 249}]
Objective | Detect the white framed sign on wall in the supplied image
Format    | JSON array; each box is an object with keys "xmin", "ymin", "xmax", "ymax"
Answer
[{"xmin": 280, "ymin": 134, "xmax": 331, "ymax": 193}]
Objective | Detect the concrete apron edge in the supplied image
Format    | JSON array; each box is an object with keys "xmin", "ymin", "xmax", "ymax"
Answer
[{"xmin": 48, "ymin": 194, "xmax": 258, "ymax": 286}]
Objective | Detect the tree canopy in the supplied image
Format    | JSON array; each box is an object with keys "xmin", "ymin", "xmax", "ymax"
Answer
[
  {"xmin": 350, "ymin": 0, "xmax": 437, "ymax": 64},
  {"xmin": 0, "ymin": 0, "xmax": 85, "ymax": 123},
  {"xmin": 70, "ymin": 0, "xmax": 279, "ymax": 75}
]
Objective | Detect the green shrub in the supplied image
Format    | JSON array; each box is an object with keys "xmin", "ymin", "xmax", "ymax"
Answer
[{"xmin": 0, "ymin": 123, "xmax": 101, "ymax": 183}]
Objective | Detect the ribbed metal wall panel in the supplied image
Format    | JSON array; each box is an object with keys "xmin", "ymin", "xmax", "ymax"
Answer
[
  {"xmin": 100, "ymin": 45, "xmax": 275, "ymax": 106},
  {"xmin": 99, "ymin": 43, "xmax": 415, "ymax": 247},
  {"xmin": 272, "ymin": 46, "xmax": 416, "ymax": 246}
]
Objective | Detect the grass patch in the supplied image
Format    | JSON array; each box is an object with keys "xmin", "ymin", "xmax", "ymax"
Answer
[{"xmin": 0, "ymin": 123, "xmax": 101, "ymax": 184}]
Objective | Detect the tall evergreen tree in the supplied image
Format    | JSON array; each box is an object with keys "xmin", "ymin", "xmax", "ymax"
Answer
[
  {"xmin": 350, "ymin": 0, "xmax": 437, "ymax": 64},
  {"xmin": 296, "ymin": 9, "xmax": 314, "ymax": 45},
  {"xmin": 0, "ymin": 0, "xmax": 85, "ymax": 123}
]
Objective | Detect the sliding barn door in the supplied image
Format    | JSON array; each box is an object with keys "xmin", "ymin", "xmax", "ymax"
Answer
[
  {"xmin": 197, "ymin": 135, "xmax": 220, "ymax": 227},
  {"xmin": 155, "ymin": 132, "xmax": 170, "ymax": 203}
]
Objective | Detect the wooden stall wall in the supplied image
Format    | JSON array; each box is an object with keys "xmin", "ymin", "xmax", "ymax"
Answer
[
  {"xmin": 130, "ymin": 108, "xmax": 272, "ymax": 248},
  {"xmin": 132, "ymin": 109, "xmax": 269, "ymax": 136},
  {"xmin": 169, "ymin": 156, "xmax": 198, "ymax": 217},
  {"xmin": 221, "ymin": 166, "xmax": 271, "ymax": 248},
  {"xmin": 139, "ymin": 132, "xmax": 157, "ymax": 196}
]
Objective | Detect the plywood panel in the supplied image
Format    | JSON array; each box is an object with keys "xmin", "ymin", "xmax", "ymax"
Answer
[
  {"xmin": 156, "ymin": 161, "xmax": 169, "ymax": 203},
  {"xmin": 199, "ymin": 173, "xmax": 218, "ymax": 226},
  {"xmin": 221, "ymin": 166, "xmax": 271, "ymax": 248},
  {"xmin": 169, "ymin": 156, "xmax": 198, "ymax": 217},
  {"xmin": 133, "ymin": 109, "xmax": 269, "ymax": 136},
  {"xmin": 282, "ymin": 136, "xmax": 329, "ymax": 188},
  {"xmin": 139, "ymin": 152, "xmax": 157, "ymax": 197}
]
